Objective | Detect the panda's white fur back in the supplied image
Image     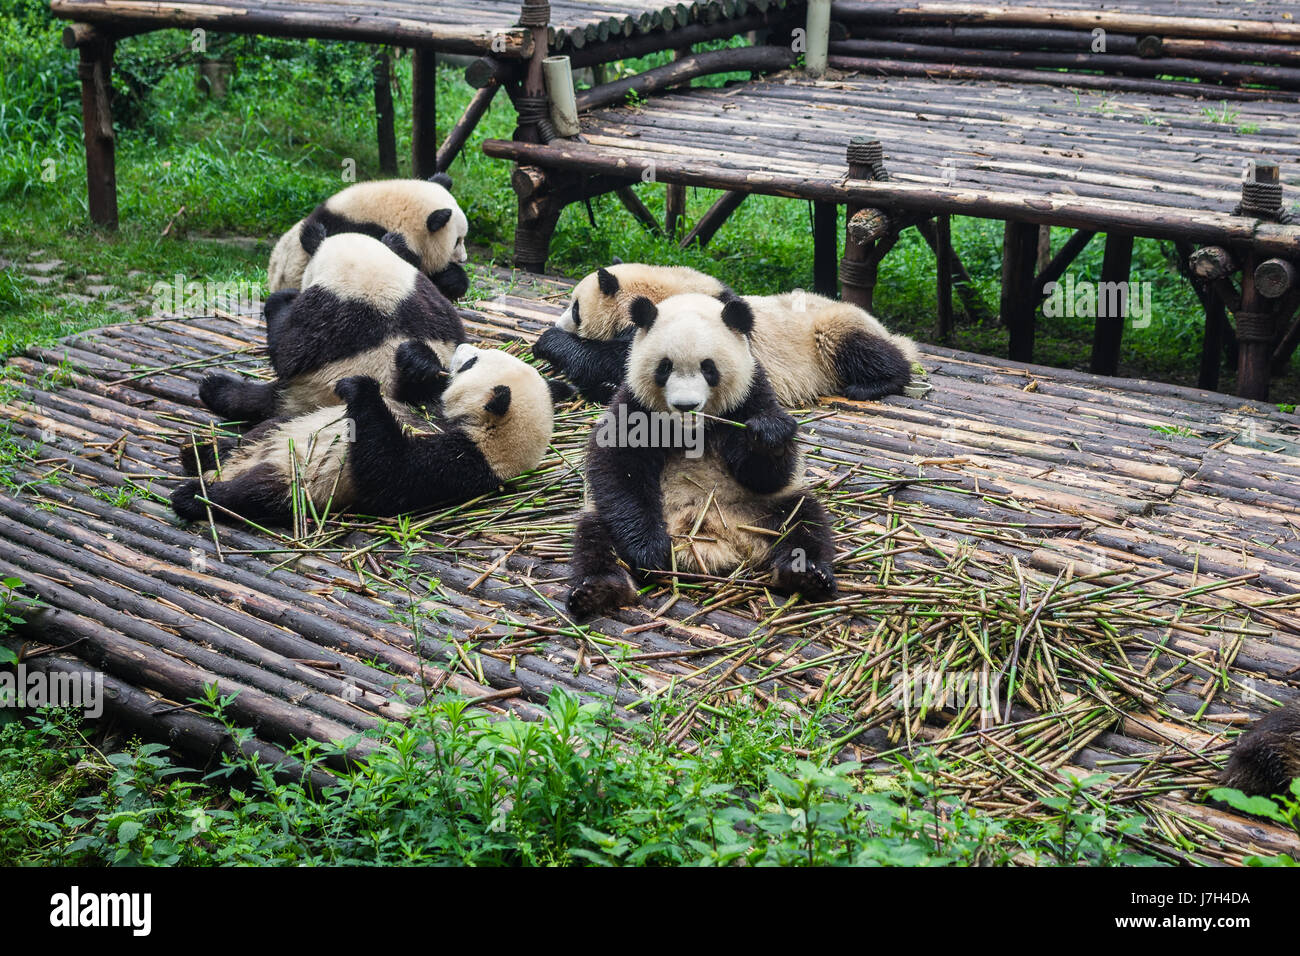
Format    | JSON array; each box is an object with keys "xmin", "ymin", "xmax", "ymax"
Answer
[
  {"xmin": 301, "ymin": 233, "xmax": 418, "ymax": 312},
  {"xmin": 267, "ymin": 221, "xmax": 308, "ymax": 293}
]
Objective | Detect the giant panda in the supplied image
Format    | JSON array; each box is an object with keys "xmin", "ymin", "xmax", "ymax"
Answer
[
  {"xmin": 173, "ymin": 344, "xmax": 559, "ymax": 525},
  {"xmin": 1219, "ymin": 698, "xmax": 1300, "ymax": 797},
  {"xmin": 201, "ymin": 230, "xmax": 466, "ymax": 424},
  {"xmin": 532, "ymin": 263, "xmax": 919, "ymax": 406},
  {"xmin": 267, "ymin": 174, "xmax": 471, "ymax": 302},
  {"xmin": 566, "ymin": 292, "xmax": 837, "ymax": 619}
]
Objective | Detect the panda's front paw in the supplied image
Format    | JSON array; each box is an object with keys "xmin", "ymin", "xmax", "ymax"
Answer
[
  {"xmin": 170, "ymin": 479, "xmax": 207, "ymax": 522},
  {"xmin": 531, "ymin": 326, "xmax": 570, "ymax": 367},
  {"xmin": 744, "ymin": 411, "xmax": 798, "ymax": 452},
  {"xmin": 431, "ymin": 263, "xmax": 470, "ymax": 301},
  {"xmin": 773, "ymin": 558, "xmax": 837, "ymax": 602},
  {"xmin": 334, "ymin": 375, "xmax": 381, "ymax": 404},
  {"xmin": 623, "ymin": 533, "xmax": 671, "ymax": 574},
  {"xmin": 567, "ymin": 571, "xmax": 638, "ymax": 619}
]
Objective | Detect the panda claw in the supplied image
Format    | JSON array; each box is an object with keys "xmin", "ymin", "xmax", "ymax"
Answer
[
  {"xmin": 567, "ymin": 572, "xmax": 637, "ymax": 619},
  {"xmin": 774, "ymin": 560, "xmax": 837, "ymax": 602}
]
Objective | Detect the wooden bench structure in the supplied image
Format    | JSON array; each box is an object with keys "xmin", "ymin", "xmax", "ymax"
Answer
[
  {"xmin": 482, "ymin": 0, "xmax": 1300, "ymax": 400},
  {"xmin": 51, "ymin": 0, "xmax": 792, "ymax": 227},
  {"xmin": 2, "ymin": 271, "xmax": 1299, "ymax": 862}
]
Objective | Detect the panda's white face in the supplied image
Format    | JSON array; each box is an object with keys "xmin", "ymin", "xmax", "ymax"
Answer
[
  {"xmin": 626, "ymin": 294, "xmax": 756, "ymax": 418},
  {"xmin": 441, "ymin": 344, "xmax": 554, "ymax": 480}
]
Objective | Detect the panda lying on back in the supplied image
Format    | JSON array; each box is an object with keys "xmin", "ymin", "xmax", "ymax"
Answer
[
  {"xmin": 200, "ymin": 229, "xmax": 465, "ymax": 424},
  {"xmin": 533, "ymin": 263, "xmax": 918, "ymax": 406},
  {"xmin": 567, "ymin": 292, "xmax": 837, "ymax": 619},
  {"xmin": 268, "ymin": 174, "xmax": 471, "ymax": 302},
  {"xmin": 173, "ymin": 344, "xmax": 557, "ymax": 525}
]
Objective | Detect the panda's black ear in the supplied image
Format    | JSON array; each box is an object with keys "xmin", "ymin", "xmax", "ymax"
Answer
[
  {"xmin": 299, "ymin": 221, "xmax": 326, "ymax": 256},
  {"xmin": 628, "ymin": 296, "xmax": 658, "ymax": 331},
  {"xmin": 484, "ymin": 384, "xmax": 512, "ymax": 417},
  {"xmin": 597, "ymin": 268, "xmax": 619, "ymax": 296},
  {"xmin": 427, "ymin": 208, "xmax": 453, "ymax": 233},
  {"xmin": 547, "ymin": 378, "xmax": 576, "ymax": 403},
  {"xmin": 428, "ymin": 172, "xmax": 453, "ymax": 190},
  {"xmin": 716, "ymin": 285, "xmax": 740, "ymax": 302},
  {"xmin": 610, "ymin": 256, "xmax": 624, "ymax": 265},
  {"xmin": 720, "ymin": 297, "xmax": 755, "ymax": 337}
]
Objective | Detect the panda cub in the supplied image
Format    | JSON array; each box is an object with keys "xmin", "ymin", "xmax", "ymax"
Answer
[
  {"xmin": 567, "ymin": 292, "xmax": 837, "ymax": 619},
  {"xmin": 172, "ymin": 344, "xmax": 556, "ymax": 525},
  {"xmin": 533, "ymin": 262, "xmax": 918, "ymax": 406},
  {"xmin": 1219, "ymin": 699, "xmax": 1300, "ymax": 797},
  {"xmin": 200, "ymin": 230, "xmax": 465, "ymax": 424},
  {"xmin": 268, "ymin": 174, "xmax": 471, "ymax": 301}
]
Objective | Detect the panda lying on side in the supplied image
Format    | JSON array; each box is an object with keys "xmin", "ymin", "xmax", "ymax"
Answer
[
  {"xmin": 533, "ymin": 263, "xmax": 918, "ymax": 406},
  {"xmin": 1219, "ymin": 698, "xmax": 1300, "ymax": 797},
  {"xmin": 567, "ymin": 293, "xmax": 837, "ymax": 619},
  {"xmin": 200, "ymin": 230, "xmax": 465, "ymax": 424},
  {"xmin": 268, "ymin": 174, "xmax": 471, "ymax": 302},
  {"xmin": 173, "ymin": 344, "xmax": 558, "ymax": 525}
]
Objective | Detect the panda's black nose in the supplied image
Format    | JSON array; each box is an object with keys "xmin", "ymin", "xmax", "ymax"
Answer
[{"xmin": 673, "ymin": 401, "xmax": 699, "ymax": 412}]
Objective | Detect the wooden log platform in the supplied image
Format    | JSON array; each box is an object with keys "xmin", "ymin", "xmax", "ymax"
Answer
[{"xmin": 1, "ymin": 267, "xmax": 1298, "ymax": 863}]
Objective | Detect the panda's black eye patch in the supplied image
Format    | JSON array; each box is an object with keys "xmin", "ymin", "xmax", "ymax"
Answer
[
  {"xmin": 654, "ymin": 357, "xmax": 673, "ymax": 386},
  {"xmin": 457, "ymin": 355, "xmax": 478, "ymax": 374},
  {"xmin": 700, "ymin": 359, "xmax": 719, "ymax": 387},
  {"xmin": 572, "ymin": 299, "xmax": 581, "ymax": 328}
]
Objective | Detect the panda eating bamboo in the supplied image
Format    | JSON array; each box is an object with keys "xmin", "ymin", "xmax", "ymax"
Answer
[{"xmin": 566, "ymin": 292, "xmax": 837, "ymax": 619}]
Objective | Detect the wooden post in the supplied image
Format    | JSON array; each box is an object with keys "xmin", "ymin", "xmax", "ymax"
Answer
[
  {"xmin": 411, "ymin": 48, "xmax": 438, "ymax": 178},
  {"xmin": 1001, "ymin": 221, "xmax": 1039, "ymax": 362},
  {"xmin": 1235, "ymin": 250, "xmax": 1272, "ymax": 400},
  {"xmin": 805, "ymin": 0, "xmax": 831, "ymax": 78},
  {"xmin": 373, "ymin": 48, "xmax": 398, "ymax": 176},
  {"xmin": 665, "ymin": 184, "xmax": 687, "ymax": 237},
  {"xmin": 512, "ymin": 165, "xmax": 567, "ymax": 272},
  {"xmin": 616, "ymin": 186, "xmax": 662, "ymax": 236},
  {"xmin": 1035, "ymin": 225, "xmax": 1052, "ymax": 274},
  {"xmin": 813, "ymin": 201, "xmax": 838, "ymax": 297},
  {"xmin": 1199, "ymin": 293, "xmax": 1228, "ymax": 391},
  {"xmin": 74, "ymin": 26, "xmax": 118, "ymax": 229},
  {"xmin": 515, "ymin": 0, "xmax": 552, "ymax": 142},
  {"xmin": 840, "ymin": 138, "xmax": 887, "ymax": 310},
  {"xmin": 936, "ymin": 214, "xmax": 954, "ymax": 342},
  {"xmin": 1089, "ymin": 232, "xmax": 1135, "ymax": 376}
]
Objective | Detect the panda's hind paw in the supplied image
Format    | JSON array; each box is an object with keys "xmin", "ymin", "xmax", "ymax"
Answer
[
  {"xmin": 567, "ymin": 572, "xmax": 637, "ymax": 619},
  {"xmin": 774, "ymin": 559, "xmax": 837, "ymax": 602}
]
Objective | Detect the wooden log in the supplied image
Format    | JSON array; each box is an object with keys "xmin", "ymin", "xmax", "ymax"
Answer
[
  {"xmin": 49, "ymin": 1, "xmax": 534, "ymax": 57},
  {"xmin": 436, "ymin": 83, "xmax": 498, "ymax": 172},
  {"xmin": 76, "ymin": 26, "xmax": 117, "ymax": 229},
  {"xmin": 665, "ymin": 183, "xmax": 687, "ymax": 236},
  {"xmin": 1001, "ymin": 220, "xmax": 1039, "ymax": 362},
  {"xmin": 825, "ymin": 54, "xmax": 1297, "ymax": 102},
  {"xmin": 828, "ymin": 38, "xmax": 1300, "ymax": 89},
  {"xmin": 935, "ymin": 213, "xmax": 953, "ymax": 342},
  {"xmin": 465, "ymin": 55, "xmax": 520, "ymax": 90},
  {"xmin": 1254, "ymin": 258, "xmax": 1297, "ymax": 299},
  {"xmin": 1234, "ymin": 249, "xmax": 1272, "ymax": 401},
  {"xmin": 830, "ymin": 2, "xmax": 1300, "ymax": 45},
  {"xmin": 616, "ymin": 185, "xmax": 663, "ymax": 235},
  {"xmin": 840, "ymin": 138, "xmax": 884, "ymax": 310},
  {"xmin": 913, "ymin": 217, "xmax": 989, "ymax": 324},
  {"xmin": 805, "ymin": 0, "xmax": 831, "ymax": 77},
  {"xmin": 411, "ymin": 47, "xmax": 438, "ymax": 179},
  {"xmin": 373, "ymin": 47, "xmax": 397, "ymax": 176},
  {"xmin": 574, "ymin": 46, "xmax": 796, "ymax": 112},
  {"xmin": 1171, "ymin": 239, "xmax": 1230, "ymax": 392},
  {"xmin": 1034, "ymin": 228, "xmax": 1096, "ymax": 300},
  {"xmin": 1089, "ymin": 232, "xmax": 1135, "ymax": 377},
  {"xmin": 813, "ymin": 200, "xmax": 838, "ymax": 297},
  {"xmin": 1272, "ymin": 302, "xmax": 1300, "ymax": 375},
  {"xmin": 1190, "ymin": 246, "xmax": 1236, "ymax": 282},
  {"xmin": 480, "ymin": 139, "xmax": 1300, "ymax": 258},
  {"xmin": 679, "ymin": 189, "xmax": 747, "ymax": 248}
]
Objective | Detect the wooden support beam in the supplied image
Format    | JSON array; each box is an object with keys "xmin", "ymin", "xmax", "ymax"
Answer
[
  {"xmin": 665, "ymin": 183, "xmax": 687, "ymax": 237},
  {"xmin": 935, "ymin": 214, "xmax": 953, "ymax": 342},
  {"xmin": 1271, "ymin": 299, "xmax": 1300, "ymax": 374},
  {"xmin": 1234, "ymin": 249, "xmax": 1273, "ymax": 400},
  {"xmin": 1190, "ymin": 245, "xmax": 1236, "ymax": 281},
  {"xmin": 436, "ymin": 83, "xmax": 498, "ymax": 173},
  {"xmin": 1034, "ymin": 229, "xmax": 1096, "ymax": 299},
  {"xmin": 914, "ymin": 217, "xmax": 989, "ymax": 324},
  {"xmin": 411, "ymin": 48, "xmax": 438, "ymax": 179},
  {"xmin": 616, "ymin": 186, "xmax": 662, "ymax": 236},
  {"xmin": 574, "ymin": 46, "xmax": 796, "ymax": 112},
  {"xmin": 373, "ymin": 47, "xmax": 397, "ymax": 176},
  {"xmin": 1174, "ymin": 239, "xmax": 1230, "ymax": 392},
  {"xmin": 813, "ymin": 201, "xmax": 838, "ymax": 298},
  {"xmin": 1089, "ymin": 232, "xmax": 1135, "ymax": 376},
  {"xmin": 1001, "ymin": 220, "xmax": 1040, "ymax": 362},
  {"xmin": 1255, "ymin": 258, "xmax": 1297, "ymax": 299},
  {"xmin": 76, "ymin": 25, "xmax": 117, "ymax": 229},
  {"xmin": 680, "ymin": 190, "xmax": 747, "ymax": 249}
]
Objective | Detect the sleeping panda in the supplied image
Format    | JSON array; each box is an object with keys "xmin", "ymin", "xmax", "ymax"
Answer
[
  {"xmin": 566, "ymin": 292, "xmax": 837, "ymax": 619},
  {"xmin": 173, "ymin": 344, "xmax": 559, "ymax": 525},
  {"xmin": 1219, "ymin": 698, "xmax": 1300, "ymax": 797},
  {"xmin": 267, "ymin": 174, "xmax": 471, "ymax": 302},
  {"xmin": 200, "ymin": 229, "xmax": 466, "ymax": 424},
  {"xmin": 532, "ymin": 263, "xmax": 919, "ymax": 406}
]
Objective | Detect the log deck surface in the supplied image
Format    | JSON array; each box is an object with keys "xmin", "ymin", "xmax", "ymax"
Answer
[
  {"xmin": 50, "ymin": 0, "xmax": 781, "ymax": 54},
  {"xmin": 2, "ymin": 270, "xmax": 1299, "ymax": 862},
  {"xmin": 485, "ymin": 70, "xmax": 1300, "ymax": 253}
]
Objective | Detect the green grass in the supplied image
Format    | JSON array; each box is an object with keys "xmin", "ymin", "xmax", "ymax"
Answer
[{"xmin": 1, "ymin": 2, "xmax": 1295, "ymax": 400}]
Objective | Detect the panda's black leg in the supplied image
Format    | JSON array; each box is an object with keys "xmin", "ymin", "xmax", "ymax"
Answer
[
  {"xmin": 393, "ymin": 340, "xmax": 450, "ymax": 407},
  {"xmin": 758, "ymin": 493, "xmax": 837, "ymax": 601},
  {"xmin": 198, "ymin": 372, "xmax": 280, "ymax": 424},
  {"xmin": 567, "ymin": 511, "xmax": 639, "ymax": 619},
  {"xmin": 171, "ymin": 462, "xmax": 290, "ymax": 526},
  {"xmin": 177, "ymin": 435, "xmax": 236, "ymax": 475},
  {"xmin": 834, "ymin": 330, "xmax": 912, "ymax": 401}
]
